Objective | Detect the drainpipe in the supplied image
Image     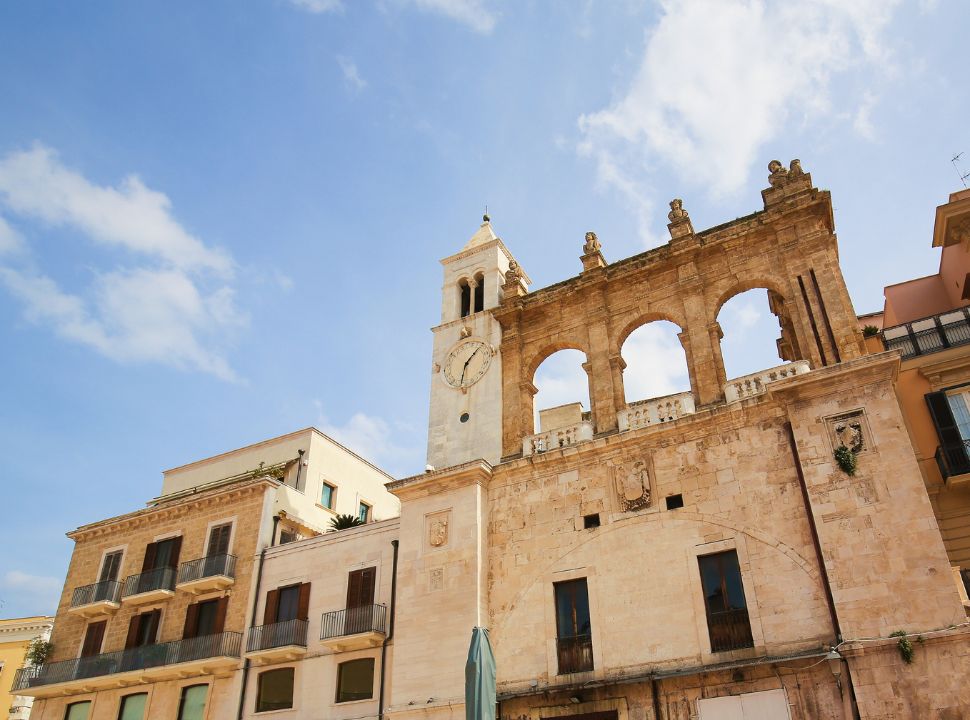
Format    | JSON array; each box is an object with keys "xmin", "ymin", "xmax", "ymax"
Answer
[
  {"xmin": 378, "ymin": 539, "xmax": 400, "ymax": 720},
  {"xmin": 651, "ymin": 676, "xmax": 663, "ymax": 720},
  {"xmin": 784, "ymin": 423, "xmax": 859, "ymax": 720},
  {"xmin": 236, "ymin": 515, "xmax": 277, "ymax": 720},
  {"xmin": 294, "ymin": 450, "xmax": 305, "ymax": 492}
]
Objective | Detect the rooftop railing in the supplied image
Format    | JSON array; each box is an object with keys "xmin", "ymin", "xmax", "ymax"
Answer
[
  {"xmin": 618, "ymin": 391, "xmax": 696, "ymax": 431},
  {"xmin": 122, "ymin": 567, "xmax": 176, "ymax": 598},
  {"xmin": 320, "ymin": 604, "xmax": 387, "ymax": 640},
  {"xmin": 724, "ymin": 360, "xmax": 810, "ymax": 403},
  {"xmin": 177, "ymin": 554, "xmax": 236, "ymax": 585},
  {"xmin": 246, "ymin": 619, "xmax": 308, "ymax": 653},
  {"xmin": 882, "ymin": 308, "xmax": 970, "ymax": 360},
  {"xmin": 12, "ymin": 632, "xmax": 242, "ymax": 691},
  {"xmin": 70, "ymin": 580, "xmax": 121, "ymax": 608},
  {"xmin": 523, "ymin": 420, "xmax": 594, "ymax": 457}
]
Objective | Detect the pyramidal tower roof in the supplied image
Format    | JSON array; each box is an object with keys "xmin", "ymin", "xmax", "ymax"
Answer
[{"xmin": 461, "ymin": 214, "xmax": 498, "ymax": 251}]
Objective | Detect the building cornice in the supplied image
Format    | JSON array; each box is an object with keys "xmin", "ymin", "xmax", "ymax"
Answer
[{"xmin": 387, "ymin": 459, "xmax": 492, "ymax": 500}]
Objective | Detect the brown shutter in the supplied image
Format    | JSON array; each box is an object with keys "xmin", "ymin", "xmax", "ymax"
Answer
[
  {"xmin": 263, "ymin": 589, "xmax": 280, "ymax": 625},
  {"xmin": 183, "ymin": 602, "xmax": 201, "ymax": 639},
  {"xmin": 214, "ymin": 596, "xmax": 229, "ymax": 634},
  {"xmin": 145, "ymin": 610, "xmax": 161, "ymax": 643},
  {"xmin": 141, "ymin": 542, "xmax": 158, "ymax": 572},
  {"xmin": 125, "ymin": 615, "xmax": 141, "ymax": 649},
  {"xmin": 297, "ymin": 582, "xmax": 311, "ymax": 621},
  {"xmin": 81, "ymin": 621, "xmax": 106, "ymax": 658},
  {"xmin": 169, "ymin": 536, "xmax": 183, "ymax": 568},
  {"xmin": 346, "ymin": 571, "xmax": 362, "ymax": 609},
  {"xmin": 347, "ymin": 568, "xmax": 375, "ymax": 608},
  {"xmin": 208, "ymin": 524, "xmax": 231, "ymax": 557}
]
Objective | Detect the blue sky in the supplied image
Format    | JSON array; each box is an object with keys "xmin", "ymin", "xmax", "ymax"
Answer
[{"xmin": 0, "ymin": 0, "xmax": 966, "ymax": 617}]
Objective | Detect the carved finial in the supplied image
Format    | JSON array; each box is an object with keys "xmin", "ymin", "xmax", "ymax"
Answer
[
  {"xmin": 667, "ymin": 198, "xmax": 689, "ymax": 223},
  {"xmin": 459, "ymin": 326, "xmax": 471, "ymax": 339},
  {"xmin": 583, "ymin": 231, "xmax": 601, "ymax": 254}
]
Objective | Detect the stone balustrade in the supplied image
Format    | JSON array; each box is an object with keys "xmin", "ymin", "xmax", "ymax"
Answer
[
  {"xmin": 522, "ymin": 420, "xmax": 594, "ymax": 457},
  {"xmin": 617, "ymin": 391, "xmax": 696, "ymax": 431},
  {"xmin": 723, "ymin": 360, "xmax": 810, "ymax": 403}
]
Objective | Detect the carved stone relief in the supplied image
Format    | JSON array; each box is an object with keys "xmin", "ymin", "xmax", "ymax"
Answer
[
  {"xmin": 429, "ymin": 566, "xmax": 444, "ymax": 591},
  {"xmin": 613, "ymin": 459, "xmax": 651, "ymax": 512},
  {"xmin": 825, "ymin": 410, "xmax": 872, "ymax": 454},
  {"xmin": 426, "ymin": 510, "xmax": 451, "ymax": 549}
]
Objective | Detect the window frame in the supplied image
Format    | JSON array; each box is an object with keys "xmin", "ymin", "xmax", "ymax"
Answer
[
  {"xmin": 176, "ymin": 684, "xmax": 209, "ymax": 720},
  {"xmin": 688, "ymin": 539, "xmax": 761, "ymax": 657},
  {"xmin": 320, "ymin": 481, "xmax": 336, "ymax": 510},
  {"xmin": 335, "ymin": 657, "xmax": 376, "ymax": 703},
  {"xmin": 255, "ymin": 666, "xmax": 295, "ymax": 713},
  {"xmin": 357, "ymin": 501, "xmax": 371, "ymax": 524},
  {"xmin": 98, "ymin": 546, "xmax": 126, "ymax": 583},
  {"xmin": 203, "ymin": 518, "xmax": 235, "ymax": 558},
  {"xmin": 64, "ymin": 701, "xmax": 92, "ymax": 720},
  {"xmin": 117, "ymin": 692, "xmax": 148, "ymax": 720}
]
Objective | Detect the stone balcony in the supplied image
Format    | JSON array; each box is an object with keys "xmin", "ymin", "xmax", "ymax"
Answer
[
  {"xmin": 176, "ymin": 554, "xmax": 236, "ymax": 595},
  {"xmin": 245, "ymin": 619, "xmax": 308, "ymax": 664},
  {"xmin": 319, "ymin": 604, "xmax": 387, "ymax": 652},
  {"xmin": 723, "ymin": 361, "xmax": 810, "ymax": 403},
  {"xmin": 617, "ymin": 391, "xmax": 696, "ymax": 431},
  {"xmin": 522, "ymin": 420, "xmax": 594, "ymax": 457},
  {"xmin": 121, "ymin": 567, "xmax": 176, "ymax": 606},
  {"xmin": 68, "ymin": 580, "xmax": 122, "ymax": 619}
]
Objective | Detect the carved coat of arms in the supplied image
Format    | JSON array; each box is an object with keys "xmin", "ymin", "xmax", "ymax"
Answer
[
  {"xmin": 429, "ymin": 517, "xmax": 449, "ymax": 547},
  {"xmin": 615, "ymin": 460, "xmax": 651, "ymax": 512},
  {"xmin": 834, "ymin": 420, "xmax": 864, "ymax": 453}
]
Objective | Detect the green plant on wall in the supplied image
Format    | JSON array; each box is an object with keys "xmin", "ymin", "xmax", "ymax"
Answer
[
  {"xmin": 862, "ymin": 325, "xmax": 880, "ymax": 338},
  {"xmin": 329, "ymin": 514, "xmax": 365, "ymax": 531},
  {"xmin": 834, "ymin": 444, "xmax": 857, "ymax": 476},
  {"xmin": 889, "ymin": 630, "xmax": 916, "ymax": 664},
  {"xmin": 25, "ymin": 637, "xmax": 53, "ymax": 666}
]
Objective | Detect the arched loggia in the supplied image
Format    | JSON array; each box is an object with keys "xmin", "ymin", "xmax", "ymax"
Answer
[{"xmin": 619, "ymin": 319, "xmax": 693, "ymax": 426}]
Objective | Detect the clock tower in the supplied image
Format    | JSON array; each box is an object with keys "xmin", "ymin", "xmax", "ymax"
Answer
[{"xmin": 426, "ymin": 215, "xmax": 529, "ymax": 469}]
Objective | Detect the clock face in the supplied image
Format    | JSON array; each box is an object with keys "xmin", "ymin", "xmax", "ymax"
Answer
[{"xmin": 443, "ymin": 340, "xmax": 492, "ymax": 388}]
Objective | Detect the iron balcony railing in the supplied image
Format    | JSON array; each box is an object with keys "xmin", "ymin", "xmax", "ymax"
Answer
[
  {"xmin": 556, "ymin": 634, "xmax": 593, "ymax": 674},
  {"xmin": 706, "ymin": 608, "xmax": 755, "ymax": 652},
  {"xmin": 11, "ymin": 632, "xmax": 242, "ymax": 691},
  {"xmin": 935, "ymin": 439, "xmax": 970, "ymax": 480},
  {"xmin": 71, "ymin": 580, "xmax": 122, "ymax": 608},
  {"xmin": 320, "ymin": 604, "xmax": 387, "ymax": 640},
  {"xmin": 122, "ymin": 567, "xmax": 176, "ymax": 598},
  {"xmin": 882, "ymin": 308, "xmax": 970, "ymax": 360},
  {"xmin": 246, "ymin": 619, "xmax": 308, "ymax": 653},
  {"xmin": 177, "ymin": 554, "xmax": 237, "ymax": 585}
]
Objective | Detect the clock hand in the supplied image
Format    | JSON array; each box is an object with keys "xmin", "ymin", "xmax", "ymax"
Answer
[{"xmin": 460, "ymin": 348, "xmax": 480, "ymax": 383}]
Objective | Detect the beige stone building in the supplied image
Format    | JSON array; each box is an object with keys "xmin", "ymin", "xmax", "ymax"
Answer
[{"xmin": 17, "ymin": 162, "xmax": 970, "ymax": 720}]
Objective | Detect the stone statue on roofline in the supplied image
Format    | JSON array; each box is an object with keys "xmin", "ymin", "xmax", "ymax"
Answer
[
  {"xmin": 583, "ymin": 231, "xmax": 601, "ymax": 254},
  {"xmin": 668, "ymin": 198, "xmax": 689, "ymax": 222}
]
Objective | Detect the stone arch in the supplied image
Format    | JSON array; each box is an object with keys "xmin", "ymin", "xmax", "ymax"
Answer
[
  {"xmin": 527, "ymin": 343, "xmax": 592, "ymax": 436},
  {"xmin": 615, "ymin": 313, "xmax": 695, "ymax": 412}
]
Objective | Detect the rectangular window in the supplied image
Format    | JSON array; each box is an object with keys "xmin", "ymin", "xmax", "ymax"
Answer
[
  {"xmin": 99, "ymin": 550, "xmax": 123, "ymax": 583},
  {"xmin": 65, "ymin": 702, "xmax": 91, "ymax": 720},
  {"xmin": 553, "ymin": 579, "xmax": 593, "ymax": 674},
  {"xmin": 118, "ymin": 693, "xmax": 147, "ymax": 720},
  {"xmin": 321, "ymin": 482, "xmax": 336, "ymax": 509},
  {"xmin": 177, "ymin": 685, "xmax": 208, "ymax": 720},
  {"xmin": 279, "ymin": 529, "xmax": 298, "ymax": 545},
  {"xmin": 277, "ymin": 585, "xmax": 301, "ymax": 623},
  {"xmin": 184, "ymin": 597, "xmax": 228, "ymax": 639},
  {"xmin": 336, "ymin": 658, "xmax": 375, "ymax": 703},
  {"xmin": 256, "ymin": 667, "xmax": 295, "ymax": 713},
  {"xmin": 346, "ymin": 567, "xmax": 377, "ymax": 634},
  {"xmin": 357, "ymin": 502, "xmax": 370, "ymax": 523},
  {"xmin": 927, "ymin": 390, "xmax": 970, "ymax": 476},
  {"xmin": 207, "ymin": 523, "xmax": 232, "ymax": 557},
  {"xmin": 80, "ymin": 621, "xmax": 106, "ymax": 658},
  {"xmin": 125, "ymin": 610, "xmax": 161, "ymax": 649},
  {"xmin": 698, "ymin": 550, "xmax": 754, "ymax": 652}
]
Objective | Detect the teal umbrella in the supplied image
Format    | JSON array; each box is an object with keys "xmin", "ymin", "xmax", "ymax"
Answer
[{"xmin": 465, "ymin": 627, "xmax": 497, "ymax": 720}]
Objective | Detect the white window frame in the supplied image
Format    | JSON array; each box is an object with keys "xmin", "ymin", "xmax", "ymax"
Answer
[{"xmin": 203, "ymin": 517, "xmax": 237, "ymax": 557}]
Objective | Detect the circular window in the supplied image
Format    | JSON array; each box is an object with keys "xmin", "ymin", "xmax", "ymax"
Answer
[{"xmin": 459, "ymin": 413, "xmax": 470, "ymax": 423}]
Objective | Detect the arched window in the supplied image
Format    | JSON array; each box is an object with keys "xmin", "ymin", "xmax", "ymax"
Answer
[
  {"xmin": 717, "ymin": 288, "xmax": 793, "ymax": 379},
  {"xmin": 64, "ymin": 702, "xmax": 91, "ymax": 720},
  {"xmin": 256, "ymin": 667, "xmax": 294, "ymax": 713},
  {"xmin": 336, "ymin": 658, "xmax": 375, "ymax": 703},
  {"xmin": 473, "ymin": 272, "xmax": 485, "ymax": 313},
  {"xmin": 459, "ymin": 279, "xmax": 471, "ymax": 318},
  {"xmin": 177, "ymin": 684, "xmax": 208, "ymax": 720},
  {"xmin": 532, "ymin": 349, "xmax": 590, "ymax": 434},
  {"xmin": 118, "ymin": 693, "xmax": 148, "ymax": 720},
  {"xmin": 620, "ymin": 321, "xmax": 691, "ymax": 426}
]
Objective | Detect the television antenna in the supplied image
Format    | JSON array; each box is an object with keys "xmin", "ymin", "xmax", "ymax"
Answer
[{"xmin": 953, "ymin": 152, "xmax": 969, "ymax": 189}]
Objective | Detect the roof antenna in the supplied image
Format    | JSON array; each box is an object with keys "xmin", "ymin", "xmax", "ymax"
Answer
[
  {"xmin": 952, "ymin": 153, "xmax": 969, "ymax": 189},
  {"xmin": 483, "ymin": 204, "xmax": 490, "ymax": 223}
]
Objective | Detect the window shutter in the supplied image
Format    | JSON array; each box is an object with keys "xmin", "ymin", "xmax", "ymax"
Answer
[
  {"xmin": 183, "ymin": 602, "xmax": 201, "ymax": 639},
  {"xmin": 81, "ymin": 621, "xmax": 106, "ymax": 658},
  {"xmin": 263, "ymin": 589, "xmax": 280, "ymax": 625},
  {"xmin": 125, "ymin": 615, "xmax": 141, "ymax": 649},
  {"xmin": 208, "ymin": 524, "xmax": 231, "ymax": 557},
  {"xmin": 926, "ymin": 391, "xmax": 969, "ymax": 469},
  {"xmin": 297, "ymin": 582, "xmax": 311, "ymax": 621},
  {"xmin": 346, "ymin": 571, "xmax": 362, "ymax": 609},
  {"xmin": 361, "ymin": 568, "xmax": 375, "ymax": 606},
  {"xmin": 141, "ymin": 542, "xmax": 158, "ymax": 573},
  {"xmin": 214, "ymin": 596, "xmax": 229, "ymax": 634},
  {"xmin": 169, "ymin": 536, "xmax": 183, "ymax": 568}
]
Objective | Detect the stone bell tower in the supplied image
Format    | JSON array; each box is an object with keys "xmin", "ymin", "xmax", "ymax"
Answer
[{"xmin": 426, "ymin": 215, "xmax": 529, "ymax": 469}]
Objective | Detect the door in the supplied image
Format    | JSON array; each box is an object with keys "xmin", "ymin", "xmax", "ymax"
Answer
[
  {"xmin": 205, "ymin": 523, "xmax": 232, "ymax": 575},
  {"xmin": 346, "ymin": 568, "xmax": 376, "ymax": 634},
  {"xmin": 80, "ymin": 621, "xmax": 106, "ymax": 658},
  {"xmin": 697, "ymin": 690, "xmax": 792, "ymax": 720}
]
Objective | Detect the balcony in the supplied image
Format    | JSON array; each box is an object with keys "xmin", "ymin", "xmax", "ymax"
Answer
[
  {"xmin": 177, "ymin": 554, "xmax": 236, "ymax": 594},
  {"xmin": 121, "ymin": 567, "xmax": 176, "ymax": 606},
  {"xmin": 936, "ymin": 439, "xmax": 970, "ymax": 485},
  {"xmin": 883, "ymin": 308, "xmax": 970, "ymax": 360},
  {"xmin": 723, "ymin": 360, "xmax": 810, "ymax": 403},
  {"xmin": 68, "ymin": 580, "xmax": 121, "ymax": 619},
  {"xmin": 12, "ymin": 632, "xmax": 242, "ymax": 699},
  {"xmin": 556, "ymin": 634, "xmax": 593, "ymax": 675},
  {"xmin": 320, "ymin": 604, "xmax": 387, "ymax": 652},
  {"xmin": 245, "ymin": 619, "xmax": 308, "ymax": 663},
  {"xmin": 618, "ymin": 391, "xmax": 696, "ymax": 431},
  {"xmin": 523, "ymin": 420, "xmax": 594, "ymax": 457},
  {"xmin": 706, "ymin": 608, "xmax": 755, "ymax": 653}
]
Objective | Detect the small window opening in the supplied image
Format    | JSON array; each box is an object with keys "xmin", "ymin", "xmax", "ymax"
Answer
[
  {"xmin": 459, "ymin": 412, "xmax": 469, "ymax": 423},
  {"xmin": 665, "ymin": 494, "xmax": 684, "ymax": 510},
  {"xmin": 459, "ymin": 280, "xmax": 471, "ymax": 318},
  {"xmin": 473, "ymin": 273, "xmax": 485, "ymax": 313},
  {"xmin": 279, "ymin": 529, "xmax": 298, "ymax": 545},
  {"xmin": 583, "ymin": 514, "xmax": 600, "ymax": 529},
  {"xmin": 962, "ymin": 273, "xmax": 970, "ymax": 301}
]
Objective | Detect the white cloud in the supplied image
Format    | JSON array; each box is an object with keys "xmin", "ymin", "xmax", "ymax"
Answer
[
  {"xmin": 315, "ymin": 402, "xmax": 423, "ymax": 476},
  {"xmin": 411, "ymin": 0, "xmax": 496, "ymax": 34},
  {"xmin": 0, "ymin": 145, "xmax": 246, "ymax": 380},
  {"xmin": 0, "ymin": 215, "xmax": 24, "ymax": 254},
  {"xmin": 853, "ymin": 91, "xmax": 878, "ymax": 140},
  {"xmin": 0, "ymin": 144, "xmax": 231, "ymax": 274},
  {"xmin": 578, "ymin": 0, "xmax": 900, "ymax": 242},
  {"xmin": 2, "ymin": 570, "xmax": 61, "ymax": 614},
  {"xmin": 337, "ymin": 56, "xmax": 367, "ymax": 92},
  {"xmin": 289, "ymin": 0, "xmax": 343, "ymax": 13}
]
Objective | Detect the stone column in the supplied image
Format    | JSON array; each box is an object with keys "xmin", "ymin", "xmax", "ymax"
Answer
[
  {"xmin": 585, "ymin": 319, "xmax": 619, "ymax": 434},
  {"xmin": 681, "ymin": 291, "xmax": 726, "ymax": 405},
  {"xmin": 609, "ymin": 354, "xmax": 627, "ymax": 412}
]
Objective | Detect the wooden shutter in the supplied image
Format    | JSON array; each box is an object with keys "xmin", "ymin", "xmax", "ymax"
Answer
[
  {"xmin": 263, "ymin": 589, "xmax": 280, "ymax": 625},
  {"xmin": 81, "ymin": 621, "xmax": 106, "ymax": 657},
  {"xmin": 927, "ymin": 391, "xmax": 969, "ymax": 469},
  {"xmin": 145, "ymin": 610, "xmax": 161, "ymax": 644},
  {"xmin": 141, "ymin": 542, "xmax": 158, "ymax": 573},
  {"xmin": 125, "ymin": 615, "xmax": 141, "ymax": 649},
  {"xmin": 347, "ymin": 568, "xmax": 376, "ymax": 608},
  {"xmin": 297, "ymin": 582, "xmax": 311, "ymax": 621},
  {"xmin": 169, "ymin": 536, "xmax": 183, "ymax": 568},
  {"xmin": 183, "ymin": 602, "xmax": 201, "ymax": 639},
  {"xmin": 99, "ymin": 552, "xmax": 122, "ymax": 583},
  {"xmin": 208, "ymin": 524, "xmax": 231, "ymax": 557},
  {"xmin": 213, "ymin": 596, "xmax": 229, "ymax": 634}
]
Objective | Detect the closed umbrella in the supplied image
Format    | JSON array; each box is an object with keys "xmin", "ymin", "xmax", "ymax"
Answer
[{"xmin": 465, "ymin": 627, "xmax": 497, "ymax": 720}]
